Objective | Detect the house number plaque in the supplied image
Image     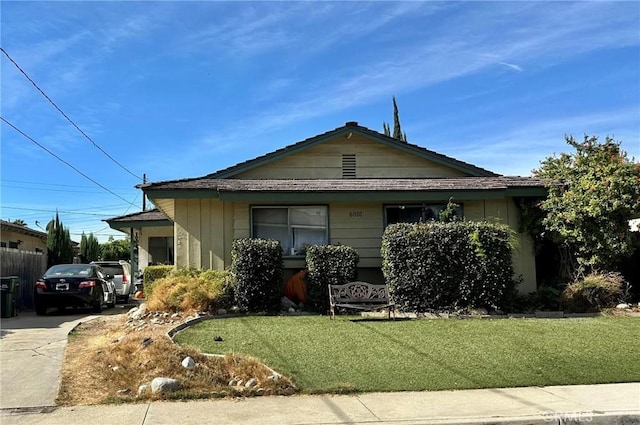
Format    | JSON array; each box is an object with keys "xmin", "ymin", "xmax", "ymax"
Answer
[{"xmin": 349, "ymin": 211, "xmax": 363, "ymax": 217}]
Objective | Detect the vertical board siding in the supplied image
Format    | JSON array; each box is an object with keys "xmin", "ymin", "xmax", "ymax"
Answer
[
  {"xmin": 174, "ymin": 199, "xmax": 189, "ymax": 268},
  {"xmin": 187, "ymin": 199, "xmax": 201, "ymax": 268},
  {"xmin": 0, "ymin": 248, "xmax": 47, "ymax": 310}
]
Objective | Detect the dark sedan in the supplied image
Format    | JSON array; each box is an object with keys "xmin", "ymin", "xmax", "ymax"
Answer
[{"xmin": 34, "ymin": 264, "xmax": 116, "ymax": 315}]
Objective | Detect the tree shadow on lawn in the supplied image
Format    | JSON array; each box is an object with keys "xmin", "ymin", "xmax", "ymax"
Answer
[
  {"xmin": 351, "ymin": 319, "xmax": 571, "ymax": 404},
  {"xmin": 348, "ymin": 317, "xmax": 412, "ymax": 322}
]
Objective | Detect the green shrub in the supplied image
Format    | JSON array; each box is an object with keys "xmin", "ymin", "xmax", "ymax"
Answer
[
  {"xmin": 306, "ymin": 245, "xmax": 360, "ymax": 312},
  {"xmin": 143, "ymin": 265, "xmax": 174, "ymax": 296},
  {"xmin": 503, "ymin": 284, "xmax": 561, "ymax": 313},
  {"xmin": 381, "ymin": 221, "xmax": 515, "ymax": 312},
  {"xmin": 231, "ymin": 238, "xmax": 283, "ymax": 312},
  {"xmin": 561, "ymin": 272, "xmax": 628, "ymax": 312},
  {"xmin": 146, "ymin": 269, "xmax": 232, "ymax": 313}
]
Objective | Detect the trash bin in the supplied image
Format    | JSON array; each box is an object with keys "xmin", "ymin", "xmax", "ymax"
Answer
[{"xmin": 0, "ymin": 277, "xmax": 19, "ymax": 318}]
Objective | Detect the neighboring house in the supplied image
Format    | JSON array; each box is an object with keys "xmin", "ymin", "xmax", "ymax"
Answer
[
  {"xmin": 104, "ymin": 209, "xmax": 174, "ymax": 270},
  {"xmin": 107, "ymin": 122, "xmax": 547, "ymax": 293},
  {"xmin": 0, "ymin": 220, "xmax": 47, "ymax": 252}
]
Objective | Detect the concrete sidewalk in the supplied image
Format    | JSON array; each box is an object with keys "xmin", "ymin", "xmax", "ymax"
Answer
[{"xmin": 2, "ymin": 382, "xmax": 639, "ymax": 425}]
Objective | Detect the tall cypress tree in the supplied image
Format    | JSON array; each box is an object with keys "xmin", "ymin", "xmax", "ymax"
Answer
[
  {"xmin": 80, "ymin": 232, "xmax": 88, "ymax": 263},
  {"xmin": 46, "ymin": 212, "xmax": 74, "ymax": 266},
  {"xmin": 382, "ymin": 96, "xmax": 407, "ymax": 142}
]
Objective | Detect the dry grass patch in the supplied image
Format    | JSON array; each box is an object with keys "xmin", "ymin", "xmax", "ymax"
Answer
[{"xmin": 58, "ymin": 314, "xmax": 296, "ymax": 406}]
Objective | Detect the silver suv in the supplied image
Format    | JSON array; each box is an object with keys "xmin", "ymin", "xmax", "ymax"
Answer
[{"xmin": 90, "ymin": 260, "xmax": 132, "ymax": 303}]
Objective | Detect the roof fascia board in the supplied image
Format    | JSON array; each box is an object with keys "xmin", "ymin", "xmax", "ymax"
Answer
[
  {"xmin": 145, "ymin": 190, "xmax": 221, "ymax": 199},
  {"xmin": 105, "ymin": 220, "xmax": 173, "ymax": 231},
  {"xmin": 217, "ymin": 190, "xmax": 507, "ymax": 202}
]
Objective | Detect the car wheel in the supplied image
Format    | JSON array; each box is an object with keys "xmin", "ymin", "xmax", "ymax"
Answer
[
  {"xmin": 35, "ymin": 300, "xmax": 47, "ymax": 316},
  {"xmin": 92, "ymin": 301, "xmax": 103, "ymax": 313}
]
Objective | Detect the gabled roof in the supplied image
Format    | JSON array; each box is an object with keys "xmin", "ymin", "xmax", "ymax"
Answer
[
  {"xmin": 0, "ymin": 219, "xmax": 47, "ymax": 239},
  {"xmin": 137, "ymin": 122, "xmax": 500, "ymax": 191},
  {"xmin": 207, "ymin": 122, "xmax": 499, "ymax": 179},
  {"xmin": 104, "ymin": 209, "xmax": 172, "ymax": 231}
]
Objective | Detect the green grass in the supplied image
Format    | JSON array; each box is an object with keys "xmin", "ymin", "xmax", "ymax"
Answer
[{"xmin": 174, "ymin": 315, "xmax": 640, "ymax": 393}]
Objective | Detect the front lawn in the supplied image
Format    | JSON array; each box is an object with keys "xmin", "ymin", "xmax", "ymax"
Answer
[{"xmin": 174, "ymin": 315, "xmax": 640, "ymax": 394}]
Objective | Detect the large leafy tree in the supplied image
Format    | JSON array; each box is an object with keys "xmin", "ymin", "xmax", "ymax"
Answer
[
  {"xmin": 46, "ymin": 212, "xmax": 74, "ymax": 266},
  {"xmin": 100, "ymin": 236, "xmax": 130, "ymax": 261},
  {"xmin": 534, "ymin": 135, "xmax": 640, "ymax": 275}
]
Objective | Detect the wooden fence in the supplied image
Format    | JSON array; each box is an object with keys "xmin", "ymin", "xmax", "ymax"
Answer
[{"xmin": 0, "ymin": 248, "xmax": 47, "ymax": 310}]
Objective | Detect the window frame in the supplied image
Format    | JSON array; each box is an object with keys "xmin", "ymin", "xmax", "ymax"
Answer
[
  {"xmin": 250, "ymin": 205, "xmax": 329, "ymax": 258},
  {"xmin": 383, "ymin": 202, "xmax": 464, "ymax": 227}
]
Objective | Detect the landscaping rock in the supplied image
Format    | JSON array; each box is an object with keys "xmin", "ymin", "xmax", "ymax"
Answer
[
  {"xmin": 141, "ymin": 336, "xmax": 153, "ymax": 348},
  {"xmin": 616, "ymin": 303, "xmax": 630, "ymax": 309},
  {"xmin": 245, "ymin": 378, "xmax": 257, "ymax": 388},
  {"xmin": 128, "ymin": 303, "xmax": 147, "ymax": 320},
  {"xmin": 182, "ymin": 356, "xmax": 195, "ymax": 370},
  {"xmin": 217, "ymin": 308, "xmax": 227, "ymax": 315},
  {"xmin": 151, "ymin": 377, "xmax": 180, "ymax": 394},
  {"xmin": 137, "ymin": 384, "xmax": 149, "ymax": 395}
]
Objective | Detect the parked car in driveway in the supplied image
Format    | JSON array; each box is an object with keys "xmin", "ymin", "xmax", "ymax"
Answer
[
  {"xmin": 90, "ymin": 260, "xmax": 132, "ymax": 303},
  {"xmin": 34, "ymin": 264, "xmax": 116, "ymax": 315}
]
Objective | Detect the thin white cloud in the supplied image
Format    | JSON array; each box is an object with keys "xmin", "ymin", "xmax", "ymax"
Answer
[{"xmin": 498, "ymin": 62, "xmax": 523, "ymax": 72}]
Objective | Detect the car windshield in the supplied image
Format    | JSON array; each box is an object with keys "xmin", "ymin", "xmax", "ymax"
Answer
[{"xmin": 44, "ymin": 265, "xmax": 93, "ymax": 277}]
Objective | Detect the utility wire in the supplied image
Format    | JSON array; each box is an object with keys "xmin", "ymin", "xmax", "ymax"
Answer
[
  {"xmin": 1, "ymin": 116, "xmax": 138, "ymax": 208},
  {"xmin": 1, "ymin": 47, "xmax": 142, "ymax": 181},
  {"xmin": 2, "ymin": 206, "xmax": 113, "ymax": 216},
  {"xmin": 2, "ymin": 185, "xmax": 137, "ymax": 194},
  {"xmin": 1, "ymin": 178, "xmax": 137, "ymax": 190}
]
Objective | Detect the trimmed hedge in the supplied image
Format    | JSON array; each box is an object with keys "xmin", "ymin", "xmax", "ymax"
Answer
[
  {"xmin": 306, "ymin": 245, "xmax": 359, "ymax": 312},
  {"xmin": 381, "ymin": 221, "xmax": 515, "ymax": 312},
  {"xmin": 231, "ymin": 238, "xmax": 283, "ymax": 312}
]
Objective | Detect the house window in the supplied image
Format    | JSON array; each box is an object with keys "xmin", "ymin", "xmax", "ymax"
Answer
[
  {"xmin": 8, "ymin": 241, "xmax": 19, "ymax": 249},
  {"xmin": 149, "ymin": 237, "xmax": 174, "ymax": 265},
  {"xmin": 252, "ymin": 206, "xmax": 328, "ymax": 256},
  {"xmin": 384, "ymin": 203, "xmax": 463, "ymax": 226}
]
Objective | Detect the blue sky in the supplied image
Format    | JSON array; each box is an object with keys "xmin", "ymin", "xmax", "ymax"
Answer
[{"xmin": 1, "ymin": 1, "xmax": 639, "ymax": 242}]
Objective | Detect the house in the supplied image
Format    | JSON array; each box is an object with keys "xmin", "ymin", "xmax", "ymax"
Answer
[
  {"xmin": 108, "ymin": 122, "xmax": 547, "ymax": 293},
  {"xmin": 104, "ymin": 209, "xmax": 174, "ymax": 268},
  {"xmin": 0, "ymin": 220, "xmax": 47, "ymax": 252}
]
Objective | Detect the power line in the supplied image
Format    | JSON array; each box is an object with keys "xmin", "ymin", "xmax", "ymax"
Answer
[
  {"xmin": 2, "ymin": 206, "xmax": 115, "ymax": 216},
  {"xmin": 1, "ymin": 185, "xmax": 137, "ymax": 194},
  {"xmin": 1, "ymin": 179, "xmax": 137, "ymax": 190},
  {"xmin": 0, "ymin": 117, "xmax": 138, "ymax": 207},
  {"xmin": 1, "ymin": 47, "xmax": 142, "ymax": 181}
]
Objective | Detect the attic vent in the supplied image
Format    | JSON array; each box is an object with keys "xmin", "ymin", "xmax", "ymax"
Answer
[{"xmin": 342, "ymin": 154, "xmax": 356, "ymax": 178}]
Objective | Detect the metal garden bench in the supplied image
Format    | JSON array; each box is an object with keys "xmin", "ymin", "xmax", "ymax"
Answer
[{"xmin": 328, "ymin": 281, "xmax": 395, "ymax": 319}]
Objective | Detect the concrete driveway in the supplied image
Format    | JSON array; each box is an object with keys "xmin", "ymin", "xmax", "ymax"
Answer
[{"xmin": 0, "ymin": 308, "xmax": 124, "ymax": 410}]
